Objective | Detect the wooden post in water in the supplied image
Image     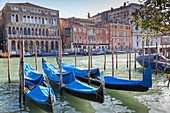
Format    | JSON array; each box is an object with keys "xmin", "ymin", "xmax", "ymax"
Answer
[
  {"xmin": 127, "ymin": 45, "xmax": 128, "ymax": 68},
  {"xmin": 129, "ymin": 43, "xmax": 131, "ymax": 80},
  {"xmin": 112, "ymin": 39, "xmax": 114, "ymax": 77},
  {"xmin": 134, "ymin": 48, "xmax": 136, "ymax": 71},
  {"xmin": 91, "ymin": 47, "xmax": 92, "ymax": 68},
  {"xmin": 116, "ymin": 46, "xmax": 118, "ymax": 69},
  {"xmin": 21, "ymin": 40, "xmax": 25, "ymax": 102},
  {"xmin": 104, "ymin": 47, "xmax": 106, "ymax": 70},
  {"xmin": 7, "ymin": 39, "xmax": 11, "ymax": 83},
  {"xmin": 19, "ymin": 41, "xmax": 22, "ymax": 103},
  {"xmin": 88, "ymin": 39, "xmax": 91, "ymax": 85},
  {"xmin": 156, "ymin": 39, "xmax": 158, "ymax": 75},
  {"xmin": 35, "ymin": 44, "xmax": 37, "ymax": 70},
  {"xmin": 142, "ymin": 39, "xmax": 144, "ymax": 74},
  {"xmin": 148, "ymin": 37, "xmax": 151, "ymax": 67},
  {"xmin": 75, "ymin": 45, "xmax": 76, "ymax": 66},
  {"xmin": 59, "ymin": 40, "xmax": 63, "ymax": 95}
]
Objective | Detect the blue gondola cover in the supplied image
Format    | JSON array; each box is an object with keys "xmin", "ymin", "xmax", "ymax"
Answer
[
  {"xmin": 26, "ymin": 85, "xmax": 55, "ymax": 104},
  {"xmin": 56, "ymin": 60, "xmax": 100, "ymax": 77},
  {"xmin": 19, "ymin": 63, "xmax": 46, "ymax": 86},
  {"xmin": 42, "ymin": 61, "xmax": 97, "ymax": 94}
]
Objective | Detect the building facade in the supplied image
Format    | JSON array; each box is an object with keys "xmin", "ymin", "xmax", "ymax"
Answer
[
  {"xmin": 0, "ymin": 3, "xmax": 60, "ymax": 55},
  {"xmin": 88, "ymin": 3, "xmax": 161, "ymax": 50}
]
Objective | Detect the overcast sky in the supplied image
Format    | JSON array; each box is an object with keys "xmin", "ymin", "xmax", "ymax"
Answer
[{"xmin": 0, "ymin": 0, "xmax": 140, "ymax": 18}]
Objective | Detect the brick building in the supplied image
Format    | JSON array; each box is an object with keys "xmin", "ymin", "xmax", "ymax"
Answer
[
  {"xmin": 0, "ymin": 3, "xmax": 60, "ymax": 55},
  {"xmin": 88, "ymin": 3, "xmax": 161, "ymax": 50},
  {"xmin": 60, "ymin": 18, "xmax": 109, "ymax": 53}
]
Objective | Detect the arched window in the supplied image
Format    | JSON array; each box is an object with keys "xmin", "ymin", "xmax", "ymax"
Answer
[
  {"xmin": 55, "ymin": 41, "xmax": 58, "ymax": 50},
  {"xmin": 8, "ymin": 26, "xmax": 11, "ymax": 34},
  {"xmin": 35, "ymin": 28, "xmax": 37, "ymax": 35},
  {"xmin": 28, "ymin": 28, "xmax": 30, "ymax": 35},
  {"xmin": 31, "ymin": 16, "xmax": 34, "ymax": 23},
  {"xmin": 45, "ymin": 18, "xmax": 48, "ymax": 24},
  {"xmin": 11, "ymin": 40, "xmax": 16, "ymax": 51},
  {"xmin": 27, "ymin": 16, "xmax": 30, "ymax": 23},
  {"xmin": 35, "ymin": 17, "xmax": 37, "ymax": 24},
  {"xmin": 17, "ymin": 41, "xmax": 20, "ymax": 49},
  {"xmin": 24, "ymin": 27, "xmax": 27, "ymax": 35},
  {"xmin": 12, "ymin": 27, "xmax": 15, "ymax": 35},
  {"xmin": 11, "ymin": 14, "xmax": 15, "ymax": 22},
  {"xmin": 38, "ymin": 17, "xmax": 41, "ymax": 24},
  {"xmin": 42, "ymin": 29, "xmax": 45, "ymax": 36},
  {"xmin": 58, "ymin": 30, "xmax": 59, "ymax": 36},
  {"xmin": 45, "ymin": 41, "xmax": 48, "ymax": 52},
  {"xmin": 55, "ymin": 30, "xmax": 57, "ymax": 36},
  {"xmin": 31, "ymin": 28, "xmax": 34, "ymax": 35},
  {"xmin": 39, "ymin": 28, "xmax": 41, "ymax": 35},
  {"xmin": 24, "ymin": 41, "xmax": 28, "ymax": 52},
  {"xmin": 51, "ymin": 41, "xmax": 54, "ymax": 50},
  {"xmin": 42, "ymin": 17, "xmax": 44, "ymax": 24},
  {"xmin": 23, "ymin": 15, "xmax": 26, "ymax": 23},
  {"xmin": 20, "ymin": 27, "xmax": 23, "ymax": 35},
  {"xmin": 16, "ymin": 27, "xmax": 19, "ymax": 35},
  {"xmin": 46, "ymin": 29, "xmax": 48, "ymax": 36},
  {"xmin": 16, "ymin": 14, "xmax": 18, "ymax": 22}
]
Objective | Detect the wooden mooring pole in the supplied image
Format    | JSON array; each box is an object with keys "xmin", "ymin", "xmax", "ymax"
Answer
[
  {"xmin": 129, "ymin": 44, "xmax": 131, "ymax": 80},
  {"xmin": 7, "ymin": 39, "xmax": 11, "ymax": 83},
  {"xmin": 19, "ymin": 42, "xmax": 22, "ymax": 103},
  {"xmin": 142, "ymin": 39, "xmax": 144, "ymax": 74},
  {"xmin": 21, "ymin": 40, "xmax": 25, "ymax": 102},
  {"xmin": 148, "ymin": 37, "xmax": 151, "ymax": 67},
  {"xmin": 156, "ymin": 40, "xmax": 158, "ymax": 75},
  {"xmin": 88, "ymin": 39, "xmax": 91, "ymax": 85},
  {"xmin": 127, "ymin": 45, "xmax": 128, "ymax": 68},
  {"xmin": 35, "ymin": 44, "xmax": 37, "ymax": 70},
  {"xmin": 75, "ymin": 46, "xmax": 77, "ymax": 66},
  {"xmin": 134, "ymin": 48, "xmax": 136, "ymax": 71},
  {"xmin": 91, "ymin": 47, "xmax": 92, "ymax": 68},
  {"xmin": 112, "ymin": 39, "xmax": 114, "ymax": 77},
  {"xmin": 116, "ymin": 47, "xmax": 118, "ymax": 69},
  {"xmin": 59, "ymin": 40, "xmax": 63, "ymax": 95},
  {"xmin": 104, "ymin": 47, "xmax": 106, "ymax": 70}
]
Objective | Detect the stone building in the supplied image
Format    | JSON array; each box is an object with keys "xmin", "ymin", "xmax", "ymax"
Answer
[
  {"xmin": 0, "ymin": 3, "xmax": 60, "ymax": 55},
  {"xmin": 88, "ymin": 3, "xmax": 161, "ymax": 50}
]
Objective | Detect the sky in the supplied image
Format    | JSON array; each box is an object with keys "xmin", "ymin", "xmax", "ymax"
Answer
[{"xmin": 0, "ymin": 0, "xmax": 139, "ymax": 18}]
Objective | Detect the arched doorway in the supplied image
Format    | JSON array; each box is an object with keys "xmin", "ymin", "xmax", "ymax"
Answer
[
  {"xmin": 55, "ymin": 41, "xmax": 58, "ymax": 51},
  {"xmin": 11, "ymin": 40, "xmax": 16, "ymax": 51},
  {"xmin": 24, "ymin": 41, "xmax": 28, "ymax": 52},
  {"xmin": 41, "ymin": 41, "xmax": 44, "ymax": 53},
  {"xmin": 45, "ymin": 41, "xmax": 48, "ymax": 53},
  {"xmin": 30, "ymin": 41, "xmax": 33, "ymax": 54}
]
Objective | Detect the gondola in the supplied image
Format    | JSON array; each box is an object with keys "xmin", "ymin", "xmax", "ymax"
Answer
[
  {"xmin": 42, "ymin": 58, "xmax": 104, "ymax": 103},
  {"xmin": 56, "ymin": 60, "xmax": 152, "ymax": 92},
  {"xmin": 136, "ymin": 54, "xmax": 170, "ymax": 73},
  {"xmin": 19, "ymin": 63, "xmax": 55, "ymax": 112}
]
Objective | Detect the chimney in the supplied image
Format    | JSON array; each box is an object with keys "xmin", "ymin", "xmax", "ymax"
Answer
[
  {"xmin": 124, "ymin": 2, "xmax": 126, "ymax": 7},
  {"xmin": 88, "ymin": 13, "xmax": 90, "ymax": 18}
]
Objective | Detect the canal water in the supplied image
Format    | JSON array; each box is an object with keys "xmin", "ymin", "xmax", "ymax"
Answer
[{"xmin": 0, "ymin": 54, "xmax": 169, "ymax": 113}]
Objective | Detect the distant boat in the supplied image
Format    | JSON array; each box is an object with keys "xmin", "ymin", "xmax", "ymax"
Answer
[
  {"xmin": 92, "ymin": 51, "xmax": 104, "ymax": 55},
  {"xmin": 57, "ymin": 60, "xmax": 152, "ymax": 92},
  {"xmin": 18, "ymin": 63, "xmax": 55, "ymax": 112},
  {"xmin": 24, "ymin": 53, "xmax": 31, "ymax": 57},
  {"xmin": 136, "ymin": 54, "xmax": 170, "ymax": 73},
  {"xmin": 42, "ymin": 58, "xmax": 104, "ymax": 103},
  {"xmin": 0, "ymin": 53, "xmax": 8, "ymax": 58},
  {"xmin": 116, "ymin": 50, "xmax": 126, "ymax": 54}
]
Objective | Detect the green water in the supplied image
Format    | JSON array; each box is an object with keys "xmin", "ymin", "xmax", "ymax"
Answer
[{"xmin": 0, "ymin": 54, "xmax": 170, "ymax": 113}]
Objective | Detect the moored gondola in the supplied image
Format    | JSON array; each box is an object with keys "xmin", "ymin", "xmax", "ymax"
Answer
[
  {"xmin": 19, "ymin": 63, "xmax": 55, "ymax": 112},
  {"xmin": 42, "ymin": 58, "xmax": 104, "ymax": 103},
  {"xmin": 57, "ymin": 60, "xmax": 152, "ymax": 92}
]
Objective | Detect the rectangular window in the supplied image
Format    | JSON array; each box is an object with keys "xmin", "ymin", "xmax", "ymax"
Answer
[
  {"xmin": 112, "ymin": 31, "xmax": 113, "ymax": 37},
  {"xmin": 119, "ymin": 39, "xmax": 124, "ymax": 44},
  {"xmin": 79, "ymin": 36, "xmax": 82, "ymax": 43},
  {"xmin": 84, "ymin": 37, "xmax": 86, "ymax": 43},
  {"xmin": 83, "ymin": 28, "xmax": 86, "ymax": 34},
  {"xmin": 106, "ymin": 37, "xmax": 109, "ymax": 43},
  {"xmin": 23, "ymin": 8, "xmax": 26, "ymax": 12},
  {"xmin": 115, "ymin": 32, "xmax": 117, "ymax": 37},
  {"xmin": 74, "ymin": 28, "xmax": 77, "ymax": 33},
  {"xmin": 97, "ymin": 37, "xmax": 99, "ymax": 43},
  {"xmin": 119, "ymin": 32, "xmax": 124, "ymax": 37},
  {"xmin": 115, "ymin": 25, "xmax": 117, "ymax": 29},
  {"xmin": 97, "ymin": 30, "xmax": 99, "ymax": 35},
  {"xmin": 100, "ymin": 30, "xmax": 102, "ymax": 34},
  {"xmin": 79, "ymin": 28, "xmax": 81, "ymax": 33},
  {"xmin": 118, "ymin": 26, "xmax": 123, "ymax": 29},
  {"xmin": 30, "ymin": 9, "xmax": 33, "ymax": 12},
  {"xmin": 100, "ymin": 37, "xmax": 102, "ymax": 43},
  {"xmin": 74, "ymin": 36, "xmax": 77, "ymax": 43},
  {"xmin": 106, "ymin": 30, "xmax": 108, "ymax": 35}
]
